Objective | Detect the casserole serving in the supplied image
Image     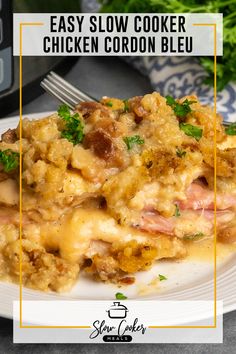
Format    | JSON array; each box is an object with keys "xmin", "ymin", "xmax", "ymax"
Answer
[{"xmin": 0, "ymin": 92, "xmax": 235, "ymax": 292}]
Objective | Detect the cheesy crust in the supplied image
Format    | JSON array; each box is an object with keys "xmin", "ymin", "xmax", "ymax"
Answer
[{"xmin": 0, "ymin": 92, "xmax": 235, "ymax": 292}]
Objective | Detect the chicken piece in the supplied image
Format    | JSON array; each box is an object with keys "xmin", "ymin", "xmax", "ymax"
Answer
[{"xmin": 0, "ymin": 179, "xmax": 19, "ymax": 206}]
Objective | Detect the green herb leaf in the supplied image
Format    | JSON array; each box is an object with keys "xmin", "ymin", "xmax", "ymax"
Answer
[
  {"xmin": 159, "ymin": 274, "xmax": 167, "ymax": 281},
  {"xmin": 166, "ymin": 96, "xmax": 196, "ymax": 119},
  {"xmin": 0, "ymin": 149, "xmax": 19, "ymax": 172},
  {"xmin": 174, "ymin": 204, "xmax": 181, "ymax": 217},
  {"xmin": 58, "ymin": 104, "xmax": 84, "ymax": 145},
  {"xmin": 123, "ymin": 99, "xmax": 129, "ymax": 112},
  {"xmin": 183, "ymin": 232, "xmax": 205, "ymax": 241},
  {"xmin": 57, "ymin": 104, "xmax": 71, "ymax": 120},
  {"xmin": 225, "ymin": 123, "xmax": 236, "ymax": 136},
  {"xmin": 166, "ymin": 95, "xmax": 176, "ymax": 106},
  {"xmin": 179, "ymin": 123, "xmax": 203, "ymax": 141},
  {"xmin": 106, "ymin": 101, "xmax": 113, "ymax": 107},
  {"xmin": 123, "ymin": 135, "xmax": 144, "ymax": 150},
  {"xmin": 115, "ymin": 292, "xmax": 127, "ymax": 300},
  {"xmin": 176, "ymin": 147, "xmax": 186, "ymax": 158}
]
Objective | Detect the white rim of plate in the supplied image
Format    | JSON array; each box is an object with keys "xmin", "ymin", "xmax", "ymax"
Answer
[{"xmin": 0, "ymin": 112, "xmax": 235, "ymax": 322}]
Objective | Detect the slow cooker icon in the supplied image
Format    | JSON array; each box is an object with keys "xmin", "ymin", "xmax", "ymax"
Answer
[{"xmin": 107, "ymin": 302, "xmax": 129, "ymax": 319}]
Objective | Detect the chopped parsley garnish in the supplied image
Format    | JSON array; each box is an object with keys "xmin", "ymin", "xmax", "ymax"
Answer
[
  {"xmin": 176, "ymin": 147, "xmax": 186, "ymax": 158},
  {"xmin": 179, "ymin": 123, "xmax": 203, "ymax": 141},
  {"xmin": 0, "ymin": 149, "xmax": 19, "ymax": 172},
  {"xmin": 123, "ymin": 135, "xmax": 144, "ymax": 150},
  {"xmin": 225, "ymin": 123, "xmax": 236, "ymax": 136},
  {"xmin": 174, "ymin": 204, "xmax": 181, "ymax": 217},
  {"xmin": 106, "ymin": 101, "xmax": 113, "ymax": 107},
  {"xmin": 184, "ymin": 232, "xmax": 205, "ymax": 241},
  {"xmin": 58, "ymin": 104, "xmax": 71, "ymax": 120},
  {"xmin": 115, "ymin": 292, "xmax": 127, "ymax": 300},
  {"xmin": 166, "ymin": 95, "xmax": 175, "ymax": 106},
  {"xmin": 159, "ymin": 274, "xmax": 167, "ymax": 281},
  {"xmin": 166, "ymin": 95, "xmax": 196, "ymax": 119},
  {"xmin": 58, "ymin": 104, "xmax": 84, "ymax": 145},
  {"xmin": 123, "ymin": 99, "xmax": 129, "ymax": 112}
]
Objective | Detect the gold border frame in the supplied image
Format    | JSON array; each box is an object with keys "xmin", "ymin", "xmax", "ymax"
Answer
[{"xmin": 19, "ymin": 22, "xmax": 218, "ymax": 330}]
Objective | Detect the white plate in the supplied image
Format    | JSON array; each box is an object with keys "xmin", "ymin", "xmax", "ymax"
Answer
[{"xmin": 0, "ymin": 112, "xmax": 236, "ymax": 321}]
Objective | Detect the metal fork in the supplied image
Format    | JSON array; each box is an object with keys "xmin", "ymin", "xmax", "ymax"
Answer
[
  {"xmin": 41, "ymin": 71, "xmax": 233, "ymax": 127},
  {"xmin": 40, "ymin": 71, "xmax": 97, "ymax": 110}
]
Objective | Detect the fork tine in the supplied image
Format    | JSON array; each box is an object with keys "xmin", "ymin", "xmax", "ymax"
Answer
[
  {"xmin": 49, "ymin": 71, "xmax": 97, "ymax": 102},
  {"xmin": 41, "ymin": 80, "xmax": 75, "ymax": 109},
  {"xmin": 223, "ymin": 121, "xmax": 235, "ymax": 126},
  {"xmin": 43, "ymin": 78, "xmax": 79, "ymax": 106},
  {"xmin": 46, "ymin": 74, "xmax": 89, "ymax": 105},
  {"xmin": 40, "ymin": 71, "xmax": 97, "ymax": 109}
]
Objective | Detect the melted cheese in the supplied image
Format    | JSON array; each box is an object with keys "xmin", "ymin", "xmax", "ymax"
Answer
[
  {"xmin": 39, "ymin": 208, "xmax": 186, "ymax": 263},
  {"xmin": 39, "ymin": 209, "xmax": 150, "ymax": 263}
]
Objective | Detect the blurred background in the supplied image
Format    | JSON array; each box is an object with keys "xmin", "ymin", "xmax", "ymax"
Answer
[
  {"xmin": 0, "ymin": 0, "xmax": 151, "ymax": 117},
  {"xmin": 1, "ymin": 0, "xmax": 235, "ymax": 121}
]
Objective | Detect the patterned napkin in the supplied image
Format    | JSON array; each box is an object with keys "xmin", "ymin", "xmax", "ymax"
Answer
[
  {"xmin": 123, "ymin": 56, "xmax": 236, "ymax": 123},
  {"xmin": 82, "ymin": 0, "xmax": 236, "ymax": 122}
]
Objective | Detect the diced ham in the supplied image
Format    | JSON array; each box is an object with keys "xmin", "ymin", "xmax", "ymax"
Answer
[
  {"xmin": 178, "ymin": 183, "xmax": 236, "ymax": 211},
  {"xmin": 136, "ymin": 208, "xmax": 235, "ymax": 238},
  {"xmin": 138, "ymin": 211, "xmax": 175, "ymax": 235}
]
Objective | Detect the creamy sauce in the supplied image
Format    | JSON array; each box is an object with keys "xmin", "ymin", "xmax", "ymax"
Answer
[
  {"xmin": 185, "ymin": 238, "xmax": 236, "ymax": 262},
  {"xmin": 39, "ymin": 208, "xmax": 236, "ymax": 267}
]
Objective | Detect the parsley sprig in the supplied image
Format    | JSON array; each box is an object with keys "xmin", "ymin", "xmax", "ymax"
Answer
[
  {"xmin": 180, "ymin": 123, "xmax": 203, "ymax": 141},
  {"xmin": 115, "ymin": 292, "xmax": 127, "ymax": 300},
  {"xmin": 159, "ymin": 274, "xmax": 167, "ymax": 281},
  {"xmin": 0, "ymin": 149, "xmax": 19, "ymax": 172},
  {"xmin": 174, "ymin": 204, "xmax": 181, "ymax": 217},
  {"xmin": 176, "ymin": 147, "xmax": 186, "ymax": 158},
  {"xmin": 184, "ymin": 232, "xmax": 205, "ymax": 241},
  {"xmin": 58, "ymin": 104, "xmax": 84, "ymax": 145},
  {"xmin": 123, "ymin": 135, "xmax": 144, "ymax": 150},
  {"xmin": 166, "ymin": 95, "xmax": 196, "ymax": 119},
  {"xmin": 225, "ymin": 123, "xmax": 236, "ymax": 136},
  {"xmin": 123, "ymin": 99, "xmax": 129, "ymax": 112}
]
